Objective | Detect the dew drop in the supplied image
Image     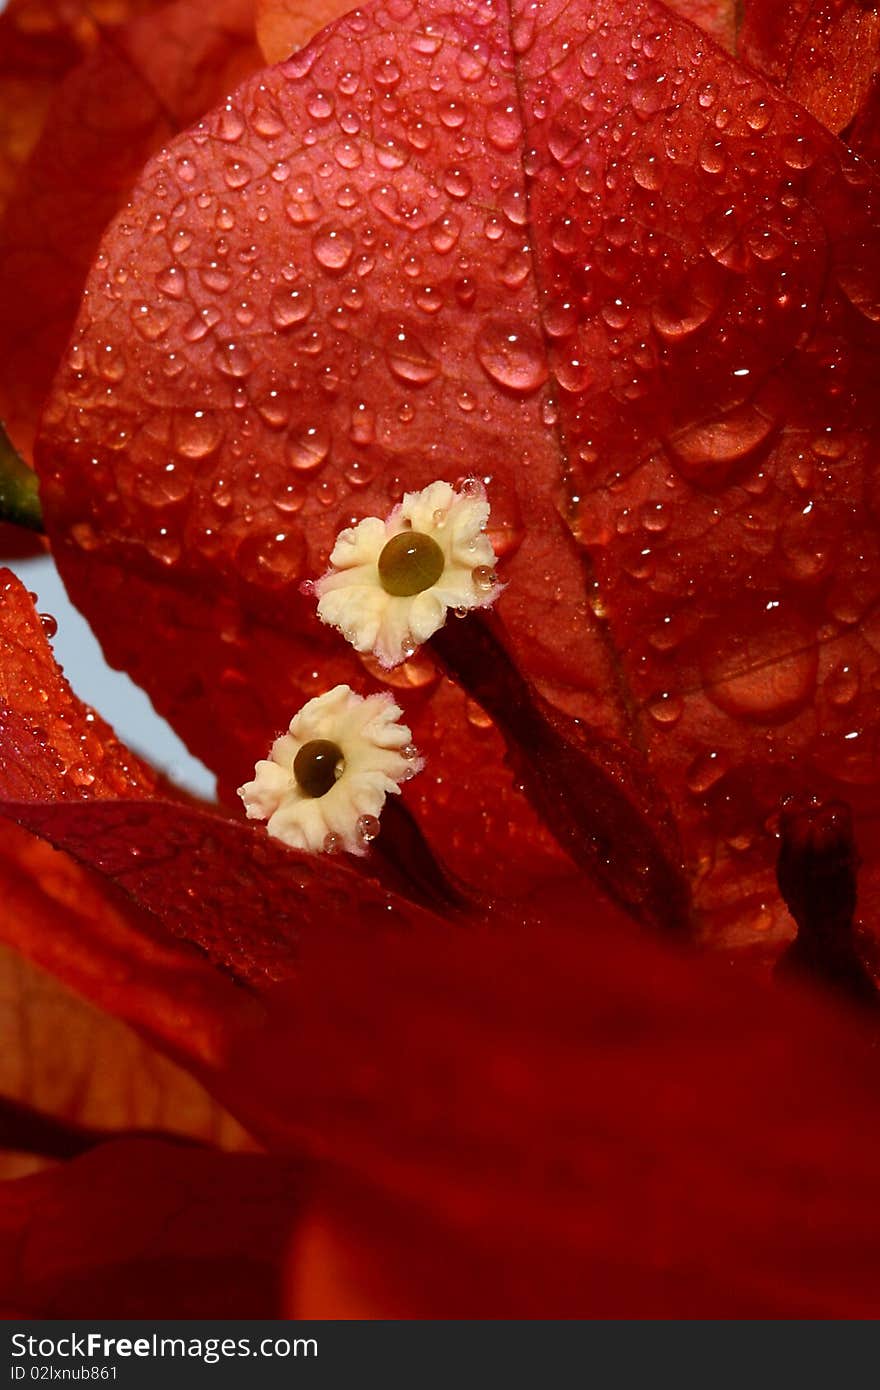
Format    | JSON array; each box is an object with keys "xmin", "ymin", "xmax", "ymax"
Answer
[
  {"xmin": 173, "ymin": 410, "xmax": 223, "ymax": 459},
  {"xmin": 213, "ymin": 341, "xmax": 254, "ymax": 379},
  {"xmin": 646, "ymin": 691, "xmax": 682, "ymax": 726},
  {"xmin": 286, "ymin": 423, "xmax": 330, "ymax": 471},
  {"xmin": 269, "ymin": 283, "xmax": 314, "ymax": 328},
  {"xmin": 156, "ymin": 265, "xmax": 185, "ymax": 298},
  {"xmin": 237, "ymin": 529, "xmax": 305, "ymax": 587},
  {"xmin": 217, "ymin": 104, "xmax": 245, "ymax": 141},
  {"xmin": 349, "ymin": 403, "xmax": 375, "ymax": 444},
  {"xmin": 475, "ymin": 317, "xmax": 548, "ymax": 394},
  {"xmin": 312, "ymin": 225, "xmax": 354, "ymax": 271},
  {"xmin": 384, "ymin": 324, "xmax": 441, "ymax": 386},
  {"xmin": 357, "ymin": 814, "xmax": 381, "ymax": 844},
  {"xmin": 686, "ymin": 749, "xmax": 727, "ymax": 796},
  {"xmin": 465, "ymin": 698, "xmax": 493, "ymax": 730},
  {"xmin": 698, "ymin": 602, "xmax": 818, "ymax": 722},
  {"xmin": 202, "ymin": 260, "xmax": 232, "ymax": 294},
  {"xmin": 486, "ymin": 103, "xmax": 522, "ymax": 150},
  {"xmin": 255, "ymin": 389, "xmax": 292, "ymax": 429},
  {"xmin": 825, "ymin": 663, "xmax": 860, "ymax": 708},
  {"xmin": 472, "ymin": 564, "xmax": 497, "ymax": 592},
  {"xmin": 836, "ymin": 258, "xmax": 880, "ymax": 322},
  {"xmin": 286, "ymin": 180, "xmax": 322, "ymax": 225},
  {"xmin": 430, "ymin": 215, "xmax": 461, "ymax": 254},
  {"xmin": 667, "ymin": 403, "xmax": 776, "ymax": 484},
  {"xmin": 443, "ymin": 166, "xmax": 472, "ymax": 199}
]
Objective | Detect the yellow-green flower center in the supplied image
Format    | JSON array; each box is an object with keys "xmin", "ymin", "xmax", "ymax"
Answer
[
  {"xmin": 378, "ymin": 530, "xmax": 445, "ymax": 597},
  {"xmin": 294, "ymin": 739, "xmax": 344, "ymax": 798}
]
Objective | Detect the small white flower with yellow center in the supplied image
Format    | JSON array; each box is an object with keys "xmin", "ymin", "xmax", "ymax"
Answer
[
  {"xmin": 238, "ymin": 684, "xmax": 422, "ymax": 856},
  {"xmin": 309, "ymin": 478, "xmax": 502, "ymax": 668}
]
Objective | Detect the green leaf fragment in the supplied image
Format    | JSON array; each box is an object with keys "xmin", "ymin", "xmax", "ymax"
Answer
[{"xmin": 0, "ymin": 422, "xmax": 43, "ymax": 531}]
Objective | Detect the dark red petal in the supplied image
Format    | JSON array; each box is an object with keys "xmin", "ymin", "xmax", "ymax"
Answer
[
  {"xmin": 739, "ymin": 1, "xmax": 880, "ymax": 150},
  {"xmin": 0, "ymin": 0, "xmax": 261, "ymax": 461},
  {"xmin": 0, "ymin": 1138, "xmax": 302, "ymax": 1316},
  {"xmin": 35, "ymin": 0, "xmax": 880, "ymax": 937},
  {"xmin": 234, "ymin": 920, "xmax": 880, "ymax": 1317}
]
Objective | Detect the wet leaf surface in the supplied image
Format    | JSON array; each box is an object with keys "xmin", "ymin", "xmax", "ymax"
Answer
[{"xmin": 35, "ymin": 0, "xmax": 880, "ymax": 942}]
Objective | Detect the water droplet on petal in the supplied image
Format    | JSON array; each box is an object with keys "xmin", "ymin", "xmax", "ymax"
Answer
[
  {"xmin": 357, "ymin": 814, "xmax": 381, "ymax": 844},
  {"xmin": 312, "ymin": 225, "xmax": 354, "ymax": 271},
  {"xmin": 686, "ymin": 749, "xmax": 727, "ymax": 796},
  {"xmin": 213, "ymin": 341, "xmax": 254, "ymax": 379},
  {"xmin": 646, "ymin": 691, "xmax": 682, "ymax": 726},
  {"xmin": 486, "ymin": 103, "xmax": 522, "ymax": 151},
  {"xmin": 698, "ymin": 601, "xmax": 818, "ymax": 722},
  {"xmin": 216, "ymin": 104, "xmax": 244, "ymax": 141},
  {"xmin": 286, "ymin": 423, "xmax": 331, "ymax": 471},
  {"xmin": 269, "ymin": 283, "xmax": 314, "ymax": 328},
  {"xmin": 349, "ymin": 402, "xmax": 375, "ymax": 444},
  {"xmin": 475, "ymin": 317, "xmax": 548, "ymax": 394},
  {"xmin": 173, "ymin": 410, "xmax": 223, "ymax": 459},
  {"xmin": 667, "ymin": 403, "xmax": 776, "ymax": 485},
  {"xmin": 156, "ymin": 265, "xmax": 185, "ymax": 299},
  {"xmin": 383, "ymin": 323, "xmax": 440, "ymax": 386}
]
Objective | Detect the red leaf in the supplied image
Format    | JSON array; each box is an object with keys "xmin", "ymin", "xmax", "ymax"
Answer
[
  {"xmin": 234, "ymin": 920, "xmax": 880, "ymax": 1317},
  {"xmin": 739, "ymin": 1, "xmax": 880, "ymax": 151},
  {"xmin": 0, "ymin": 0, "xmax": 261, "ymax": 461},
  {"xmin": 35, "ymin": 0, "xmax": 880, "ymax": 939},
  {"xmin": 0, "ymin": 1138, "xmax": 302, "ymax": 1316}
]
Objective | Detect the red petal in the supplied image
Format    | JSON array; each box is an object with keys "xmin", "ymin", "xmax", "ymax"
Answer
[
  {"xmin": 739, "ymin": 1, "xmax": 880, "ymax": 150},
  {"xmin": 0, "ymin": 0, "xmax": 261, "ymax": 461},
  {"xmin": 0, "ymin": 1138, "xmax": 302, "ymax": 1315},
  {"xmin": 239, "ymin": 920, "xmax": 880, "ymax": 1316},
  {"xmin": 35, "ymin": 0, "xmax": 880, "ymax": 936}
]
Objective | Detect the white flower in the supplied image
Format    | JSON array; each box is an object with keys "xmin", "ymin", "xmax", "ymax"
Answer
[
  {"xmin": 309, "ymin": 478, "xmax": 503, "ymax": 668},
  {"xmin": 238, "ymin": 684, "xmax": 422, "ymax": 856}
]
